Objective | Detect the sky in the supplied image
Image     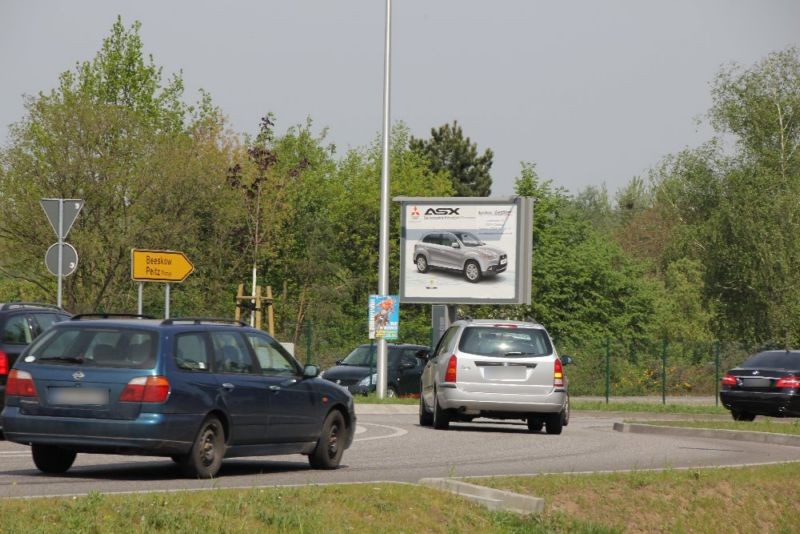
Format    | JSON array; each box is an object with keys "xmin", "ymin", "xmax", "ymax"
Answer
[{"xmin": 1, "ymin": 1, "xmax": 799, "ymax": 198}]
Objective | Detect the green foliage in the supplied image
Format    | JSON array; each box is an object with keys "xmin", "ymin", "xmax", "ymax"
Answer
[
  {"xmin": 410, "ymin": 120, "xmax": 493, "ymax": 196},
  {"xmin": 0, "ymin": 17, "xmax": 241, "ymax": 315}
]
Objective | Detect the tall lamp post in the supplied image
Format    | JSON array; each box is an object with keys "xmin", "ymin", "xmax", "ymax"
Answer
[{"xmin": 376, "ymin": 0, "xmax": 392, "ymax": 398}]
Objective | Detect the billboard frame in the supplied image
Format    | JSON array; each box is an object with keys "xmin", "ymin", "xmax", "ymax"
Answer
[{"xmin": 395, "ymin": 196, "xmax": 533, "ymax": 305}]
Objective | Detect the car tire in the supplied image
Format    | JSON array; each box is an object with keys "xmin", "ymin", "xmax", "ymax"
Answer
[
  {"xmin": 419, "ymin": 394, "xmax": 434, "ymax": 426},
  {"xmin": 731, "ymin": 409, "xmax": 756, "ymax": 422},
  {"xmin": 386, "ymin": 386, "xmax": 397, "ymax": 398},
  {"xmin": 309, "ymin": 410, "xmax": 346, "ymax": 469},
  {"xmin": 432, "ymin": 389, "xmax": 450, "ymax": 430},
  {"xmin": 178, "ymin": 415, "xmax": 225, "ymax": 479},
  {"xmin": 32, "ymin": 444, "xmax": 76, "ymax": 474},
  {"xmin": 463, "ymin": 260, "xmax": 482, "ymax": 283},
  {"xmin": 562, "ymin": 395, "xmax": 570, "ymax": 427},
  {"xmin": 527, "ymin": 416, "xmax": 544, "ymax": 432},
  {"xmin": 415, "ymin": 255, "xmax": 429, "ymax": 273},
  {"xmin": 545, "ymin": 412, "xmax": 564, "ymax": 435}
]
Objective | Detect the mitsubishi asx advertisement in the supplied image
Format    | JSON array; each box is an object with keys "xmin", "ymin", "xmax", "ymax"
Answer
[{"xmin": 396, "ymin": 197, "xmax": 533, "ymax": 305}]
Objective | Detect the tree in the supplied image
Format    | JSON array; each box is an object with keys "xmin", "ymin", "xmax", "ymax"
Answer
[
  {"xmin": 0, "ymin": 18, "xmax": 240, "ymax": 314},
  {"xmin": 647, "ymin": 48, "xmax": 800, "ymax": 345},
  {"xmin": 410, "ymin": 121, "xmax": 493, "ymax": 196}
]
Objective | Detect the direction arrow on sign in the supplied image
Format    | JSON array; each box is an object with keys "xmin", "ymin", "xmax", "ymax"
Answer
[{"xmin": 131, "ymin": 249, "xmax": 194, "ymax": 283}]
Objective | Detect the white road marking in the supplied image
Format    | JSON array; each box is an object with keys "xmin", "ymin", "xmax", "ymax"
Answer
[{"xmin": 353, "ymin": 422, "xmax": 407, "ymax": 442}]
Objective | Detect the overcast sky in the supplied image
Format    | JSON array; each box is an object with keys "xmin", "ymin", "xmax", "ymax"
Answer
[{"xmin": 2, "ymin": 1, "xmax": 799, "ymax": 197}]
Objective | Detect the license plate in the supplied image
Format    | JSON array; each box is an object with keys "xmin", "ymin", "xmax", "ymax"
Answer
[
  {"xmin": 484, "ymin": 366, "xmax": 525, "ymax": 380},
  {"xmin": 49, "ymin": 387, "xmax": 108, "ymax": 406},
  {"xmin": 500, "ymin": 258, "xmax": 507, "ymax": 265},
  {"xmin": 740, "ymin": 377, "xmax": 771, "ymax": 388}
]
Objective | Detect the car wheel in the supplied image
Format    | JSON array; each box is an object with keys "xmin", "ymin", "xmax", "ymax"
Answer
[
  {"xmin": 386, "ymin": 386, "xmax": 397, "ymax": 398},
  {"xmin": 419, "ymin": 393, "xmax": 433, "ymax": 426},
  {"xmin": 463, "ymin": 260, "xmax": 482, "ymax": 283},
  {"xmin": 433, "ymin": 389, "xmax": 450, "ymax": 430},
  {"xmin": 309, "ymin": 410, "xmax": 346, "ymax": 469},
  {"xmin": 178, "ymin": 416, "xmax": 225, "ymax": 479},
  {"xmin": 527, "ymin": 416, "xmax": 544, "ymax": 432},
  {"xmin": 731, "ymin": 409, "xmax": 756, "ymax": 422},
  {"xmin": 32, "ymin": 444, "xmax": 76, "ymax": 474},
  {"xmin": 416, "ymin": 255, "xmax": 429, "ymax": 273},
  {"xmin": 545, "ymin": 412, "xmax": 564, "ymax": 435}
]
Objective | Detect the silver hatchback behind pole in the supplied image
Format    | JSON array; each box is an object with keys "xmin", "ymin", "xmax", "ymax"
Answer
[{"xmin": 418, "ymin": 319, "xmax": 571, "ymax": 434}]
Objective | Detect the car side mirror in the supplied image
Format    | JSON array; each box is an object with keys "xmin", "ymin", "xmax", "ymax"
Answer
[
  {"xmin": 335, "ymin": 359, "xmax": 343, "ymax": 365},
  {"xmin": 415, "ymin": 349, "xmax": 430, "ymax": 361},
  {"xmin": 561, "ymin": 355, "xmax": 574, "ymax": 366},
  {"xmin": 303, "ymin": 364, "xmax": 320, "ymax": 378}
]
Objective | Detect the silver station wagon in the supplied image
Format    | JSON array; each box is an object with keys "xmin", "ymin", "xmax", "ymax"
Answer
[{"xmin": 418, "ymin": 319, "xmax": 571, "ymax": 434}]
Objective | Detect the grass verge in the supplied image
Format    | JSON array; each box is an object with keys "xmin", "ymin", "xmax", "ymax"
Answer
[
  {"xmin": 572, "ymin": 399, "xmax": 727, "ymax": 415},
  {"xmin": 0, "ymin": 483, "xmax": 609, "ymax": 533},
  {"xmin": 470, "ymin": 462, "xmax": 800, "ymax": 533},
  {"xmin": 634, "ymin": 418, "xmax": 800, "ymax": 435}
]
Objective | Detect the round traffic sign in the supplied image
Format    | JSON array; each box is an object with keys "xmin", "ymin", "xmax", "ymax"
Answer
[{"xmin": 45, "ymin": 243, "xmax": 79, "ymax": 277}]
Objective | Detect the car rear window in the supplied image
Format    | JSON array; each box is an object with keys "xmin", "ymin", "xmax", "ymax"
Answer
[
  {"xmin": 459, "ymin": 327, "xmax": 552, "ymax": 357},
  {"xmin": 741, "ymin": 351, "xmax": 800, "ymax": 369},
  {"xmin": 26, "ymin": 326, "xmax": 158, "ymax": 369}
]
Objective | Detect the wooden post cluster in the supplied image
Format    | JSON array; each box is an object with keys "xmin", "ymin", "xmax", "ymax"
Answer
[{"xmin": 235, "ymin": 283, "xmax": 274, "ymax": 336}]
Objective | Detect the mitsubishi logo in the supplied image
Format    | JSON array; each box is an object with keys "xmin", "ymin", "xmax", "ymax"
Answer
[{"xmin": 73, "ymin": 371, "xmax": 85, "ymax": 381}]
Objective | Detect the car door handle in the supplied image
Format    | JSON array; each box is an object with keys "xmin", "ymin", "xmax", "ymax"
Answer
[
  {"xmin": 269, "ymin": 385, "xmax": 281, "ymax": 391},
  {"xmin": 221, "ymin": 383, "xmax": 235, "ymax": 391}
]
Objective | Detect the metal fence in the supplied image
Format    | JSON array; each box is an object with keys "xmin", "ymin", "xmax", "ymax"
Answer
[{"xmin": 557, "ymin": 337, "xmax": 756, "ymax": 405}]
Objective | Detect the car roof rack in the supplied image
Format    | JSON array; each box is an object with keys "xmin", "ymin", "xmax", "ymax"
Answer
[
  {"xmin": 71, "ymin": 313, "xmax": 155, "ymax": 321},
  {"xmin": 0, "ymin": 302, "xmax": 65, "ymax": 312},
  {"xmin": 161, "ymin": 317, "xmax": 248, "ymax": 327}
]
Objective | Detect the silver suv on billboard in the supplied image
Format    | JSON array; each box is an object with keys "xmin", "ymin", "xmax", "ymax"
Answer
[{"xmin": 413, "ymin": 231, "xmax": 507, "ymax": 283}]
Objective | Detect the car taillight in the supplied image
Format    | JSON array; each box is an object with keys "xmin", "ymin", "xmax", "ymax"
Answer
[
  {"xmin": 444, "ymin": 355, "xmax": 457, "ymax": 383},
  {"xmin": 776, "ymin": 376, "xmax": 800, "ymax": 389},
  {"xmin": 119, "ymin": 376, "xmax": 171, "ymax": 403},
  {"xmin": 554, "ymin": 359, "xmax": 564, "ymax": 388},
  {"xmin": 721, "ymin": 374, "xmax": 738, "ymax": 386},
  {"xmin": 0, "ymin": 351, "xmax": 8, "ymax": 376},
  {"xmin": 6, "ymin": 369, "xmax": 38, "ymax": 397}
]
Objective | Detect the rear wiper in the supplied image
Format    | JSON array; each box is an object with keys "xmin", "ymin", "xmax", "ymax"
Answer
[{"xmin": 38, "ymin": 355, "xmax": 85, "ymax": 363}]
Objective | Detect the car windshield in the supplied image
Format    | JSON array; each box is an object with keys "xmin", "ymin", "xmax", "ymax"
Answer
[
  {"xmin": 741, "ymin": 351, "xmax": 800, "ymax": 370},
  {"xmin": 459, "ymin": 326, "xmax": 552, "ymax": 357},
  {"xmin": 341, "ymin": 345, "xmax": 377, "ymax": 367},
  {"xmin": 455, "ymin": 232, "xmax": 484, "ymax": 247},
  {"xmin": 27, "ymin": 326, "xmax": 158, "ymax": 369}
]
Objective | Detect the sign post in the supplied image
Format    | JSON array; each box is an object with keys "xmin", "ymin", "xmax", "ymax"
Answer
[
  {"xmin": 131, "ymin": 249, "xmax": 194, "ymax": 318},
  {"xmin": 41, "ymin": 198, "xmax": 84, "ymax": 308}
]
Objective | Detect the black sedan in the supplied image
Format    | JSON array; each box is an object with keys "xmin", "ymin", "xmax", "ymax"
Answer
[
  {"xmin": 321, "ymin": 343, "xmax": 428, "ymax": 397},
  {"xmin": 720, "ymin": 350, "xmax": 800, "ymax": 421}
]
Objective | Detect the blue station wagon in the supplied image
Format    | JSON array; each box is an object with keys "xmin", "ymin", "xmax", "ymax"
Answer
[{"xmin": 1, "ymin": 315, "xmax": 356, "ymax": 478}]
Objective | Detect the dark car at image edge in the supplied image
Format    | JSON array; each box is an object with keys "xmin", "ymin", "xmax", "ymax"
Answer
[
  {"xmin": 720, "ymin": 349, "xmax": 800, "ymax": 420},
  {"xmin": 0, "ymin": 302, "xmax": 71, "ymax": 438}
]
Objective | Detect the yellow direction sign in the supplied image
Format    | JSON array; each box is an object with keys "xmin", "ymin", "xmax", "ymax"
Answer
[{"xmin": 131, "ymin": 249, "xmax": 194, "ymax": 283}]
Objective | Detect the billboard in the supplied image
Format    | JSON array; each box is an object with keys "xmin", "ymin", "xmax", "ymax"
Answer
[{"xmin": 396, "ymin": 197, "xmax": 533, "ymax": 304}]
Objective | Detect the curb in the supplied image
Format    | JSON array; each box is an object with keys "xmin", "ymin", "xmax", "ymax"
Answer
[
  {"xmin": 419, "ymin": 477, "xmax": 544, "ymax": 514},
  {"xmin": 613, "ymin": 422, "xmax": 800, "ymax": 447}
]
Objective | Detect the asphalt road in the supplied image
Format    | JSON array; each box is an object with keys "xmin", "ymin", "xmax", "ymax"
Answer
[{"xmin": 1, "ymin": 411, "xmax": 797, "ymax": 499}]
